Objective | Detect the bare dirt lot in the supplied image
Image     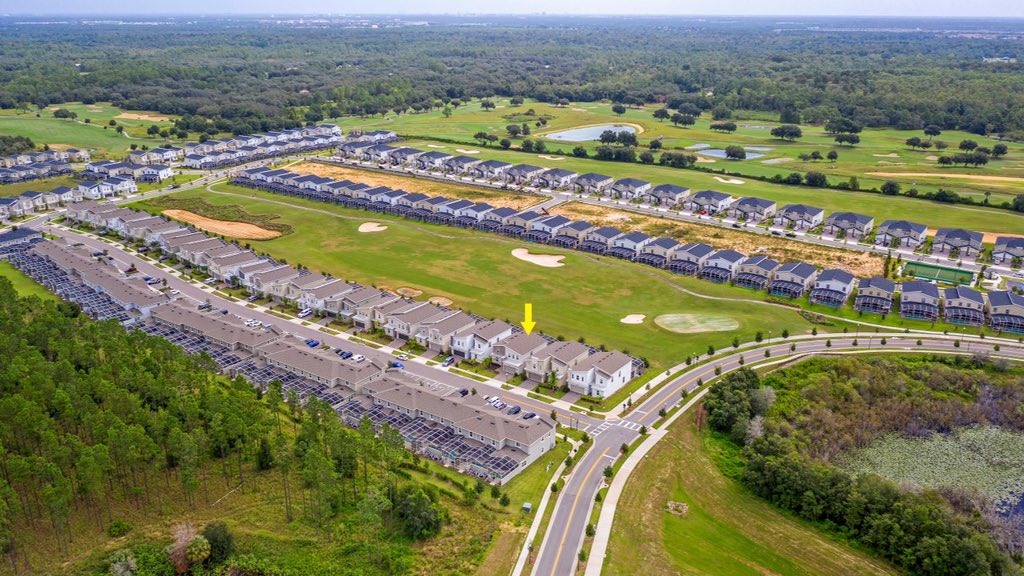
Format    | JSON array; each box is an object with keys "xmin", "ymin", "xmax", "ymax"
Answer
[
  {"xmin": 549, "ymin": 202, "xmax": 884, "ymax": 277},
  {"xmin": 289, "ymin": 162, "xmax": 540, "ymax": 209},
  {"xmin": 162, "ymin": 209, "xmax": 281, "ymax": 240},
  {"xmin": 116, "ymin": 112, "xmax": 171, "ymax": 122}
]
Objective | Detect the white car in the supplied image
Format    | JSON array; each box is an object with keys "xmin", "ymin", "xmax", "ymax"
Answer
[
  {"xmin": 352, "ymin": 354, "xmax": 366, "ymax": 363},
  {"xmin": 297, "ymin": 309, "xmax": 312, "ymax": 318}
]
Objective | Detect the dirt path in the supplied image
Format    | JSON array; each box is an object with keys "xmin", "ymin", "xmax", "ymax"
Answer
[
  {"xmin": 162, "ymin": 209, "xmax": 281, "ymax": 239},
  {"xmin": 868, "ymin": 172, "xmax": 1024, "ymax": 184}
]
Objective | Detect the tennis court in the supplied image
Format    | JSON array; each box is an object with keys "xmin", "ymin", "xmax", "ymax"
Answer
[{"xmin": 902, "ymin": 261, "xmax": 974, "ymax": 285}]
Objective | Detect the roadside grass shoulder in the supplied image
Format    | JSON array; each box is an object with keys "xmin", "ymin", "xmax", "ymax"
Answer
[{"xmin": 603, "ymin": 410, "xmax": 896, "ymax": 576}]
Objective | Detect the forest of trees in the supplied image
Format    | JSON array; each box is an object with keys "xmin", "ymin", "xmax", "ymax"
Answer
[
  {"xmin": 702, "ymin": 358, "xmax": 1024, "ymax": 575},
  {"xmin": 0, "ymin": 136, "xmax": 34, "ymax": 157},
  {"xmin": 0, "ymin": 278, "xmax": 452, "ymax": 575},
  {"xmin": 1, "ymin": 17, "xmax": 1024, "ymax": 136}
]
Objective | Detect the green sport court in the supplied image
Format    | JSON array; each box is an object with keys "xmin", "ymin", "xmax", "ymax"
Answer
[{"xmin": 902, "ymin": 261, "xmax": 974, "ymax": 285}]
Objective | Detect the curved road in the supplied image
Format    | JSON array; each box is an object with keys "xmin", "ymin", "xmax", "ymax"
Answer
[
  {"xmin": 529, "ymin": 335, "xmax": 1024, "ymax": 576},
  {"xmin": 15, "ymin": 168, "xmax": 1024, "ymax": 576}
]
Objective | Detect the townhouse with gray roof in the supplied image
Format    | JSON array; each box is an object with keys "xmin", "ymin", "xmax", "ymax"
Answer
[
  {"xmin": 900, "ymin": 280, "xmax": 941, "ymax": 321},
  {"xmin": 636, "ymin": 237, "xmax": 680, "ymax": 268},
  {"xmin": 734, "ymin": 255, "xmax": 780, "ymax": 290},
  {"xmin": 942, "ymin": 286, "xmax": 986, "ymax": 326},
  {"xmin": 524, "ymin": 340, "xmax": 591, "ymax": 384},
  {"xmin": 568, "ymin": 351, "xmax": 634, "ymax": 398},
  {"xmin": 809, "ymin": 269, "xmax": 857, "ymax": 307},
  {"xmin": 875, "ymin": 219, "xmax": 928, "ymax": 249},
  {"xmin": 823, "ymin": 212, "xmax": 874, "ymax": 240},
  {"xmin": 574, "ymin": 173, "xmax": 615, "ymax": 195},
  {"xmin": 668, "ymin": 242, "xmax": 715, "ymax": 275},
  {"xmin": 492, "ymin": 332, "xmax": 549, "ymax": 375},
  {"xmin": 684, "ymin": 190, "xmax": 733, "ymax": 215},
  {"xmin": 642, "ymin": 183, "xmax": 690, "ymax": 207},
  {"xmin": 774, "ymin": 204, "xmax": 824, "ymax": 230},
  {"xmin": 993, "ymin": 237, "xmax": 1024, "ymax": 265},
  {"xmin": 727, "ymin": 197, "xmax": 777, "ymax": 223},
  {"xmin": 989, "ymin": 290, "xmax": 1024, "ymax": 333},
  {"xmin": 611, "ymin": 178, "xmax": 651, "ymax": 199},
  {"xmin": 452, "ymin": 320, "xmax": 514, "ymax": 361},
  {"xmin": 769, "ymin": 262, "xmax": 818, "ymax": 298},
  {"xmin": 854, "ymin": 277, "xmax": 896, "ymax": 315},
  {"xmin": 933, "ymin": 228, "xmax": 984, "ymax": 258}
]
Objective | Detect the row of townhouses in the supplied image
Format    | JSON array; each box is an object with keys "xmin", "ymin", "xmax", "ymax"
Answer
[
  {"xmin": 230, "ymin": 167, "xmax": 1024, "ymax": 334},
  {"xmin": 0, "ymin": 160, "xmax": 74, "ymax": 184},
  {"xmin": 62, "ymin": 201, "xmax": 645, "ymax": 397},
  {"xmin": 0, "ymin": 227, "xmax": 554, "ymax": 483},
  {"xmin": 0, "ymin": 177, "xmax": 139, "ymax": 222},
  {"xmin": 337, "ymin": 146, "xmax": 1013, "ymax": 262},
  {"xmin": 84, "ymin": 160, "xmax": 175, "ymax": 182},
  {"xmin": 180, "ymin": 124, "xmax": 350, "ymax": 169},
  {"xmin": 0, "ymin": 148, "xmax": 90, "ymax": 168}
]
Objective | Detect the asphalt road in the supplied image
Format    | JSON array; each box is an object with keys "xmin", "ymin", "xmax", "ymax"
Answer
[{"xmin": 530, "ymin": 334, "xmax": 1024, "ymax": 576}]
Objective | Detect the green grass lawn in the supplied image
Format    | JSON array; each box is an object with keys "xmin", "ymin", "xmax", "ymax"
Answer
[
  {"xmin": 0, "ymin": 175, "xmax": 80, "ymax": 197},
  {"xmin": 0, "ymin": 103, "xmax": 185, "ymax": 158},
  {"xmin": 332, "ymin": 98, "xmax": 1024, "ymax": 231},
  {"xmin": 129, "ymin": 183, "xmax": 819, "ymax": 372},
  {"xmin": 0, "ymin": 260, "xmax": 58, "ymax": 300},
  {"xmin": 603, "ymin": 410, "xmax": 896, "ymax": 576}
]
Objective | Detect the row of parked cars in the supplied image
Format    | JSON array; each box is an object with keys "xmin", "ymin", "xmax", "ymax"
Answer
[{"xmin": 484, "ymin": 395, "xmax": 535, "ymax": 419}]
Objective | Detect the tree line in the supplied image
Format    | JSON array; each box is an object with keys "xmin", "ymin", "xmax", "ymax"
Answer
[
  {"xmin": 701, "ymin": 358, "xmax": 1024, "ymax": 575},
  {"xmin": 0, "ymin": 278, "xmax": 454, "ymax": 575}
]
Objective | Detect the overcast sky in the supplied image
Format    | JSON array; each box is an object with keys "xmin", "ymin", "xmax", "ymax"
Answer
[{"xmin": 2, "ymin": 0, "xmax": 1024, "ymax": 17}]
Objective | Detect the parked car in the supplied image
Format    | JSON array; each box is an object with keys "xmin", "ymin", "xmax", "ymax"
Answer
[
  {"xmin": 305, "ymin": 339, "xmax": 320, "ymax": 348},
  {"xmin": 770, "ymin": 230, "xmax": 781, "ymax": 236},
  {"xmin": 507, "ymin": 406, "xmax": 521, "ymax": 415},
  {"xmin": 396, "ymin": 354, "xmax": 410, "ymax": 361},
  {"xmin": 522, "ymin": 413, "xmax": 537, "ymax": 420},
  {"xmin": 353, "ymin": 354, "xmax": 366, "ymax": 363},
  {"xmin": 297, "ymin": 309, "xmax": 312, "ymax": 318},
  {"xmin": 247, "ymin": 295, "xmax": 259, "ymax": 302},
  {"xmin": 390, "ymin": 362, "xmax": 404, "ymax": 369},
  {"xmin": 442, "ymin": 357, "xmax": 455, "ymax": 367},
  {"xmin": 458, "ymin": 388, "xmax": 469, "ymax": 397},
  {"xmin": 340, "ymin": 351, "xmax": 353, "ymax": 360}
]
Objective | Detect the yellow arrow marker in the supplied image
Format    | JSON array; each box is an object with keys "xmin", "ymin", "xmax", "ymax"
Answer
[{"xmin": 521, "ymin": 303, "xmax": 536, "ymax": 335}]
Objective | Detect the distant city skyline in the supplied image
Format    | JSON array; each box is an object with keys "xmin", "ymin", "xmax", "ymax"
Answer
[{"xmin": 2, "ymin": 0, "xmax": 1024, "ymax": 18}]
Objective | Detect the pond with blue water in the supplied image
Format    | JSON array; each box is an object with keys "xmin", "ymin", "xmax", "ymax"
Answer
[{"xmin": 545, "ymin": 124, "xmax": 638, "ymax": 142}]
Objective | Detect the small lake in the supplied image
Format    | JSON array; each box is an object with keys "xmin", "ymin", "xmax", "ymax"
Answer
[
  {"xmin": 697, "ymin": 149, "xmax": 766, "ymax": 160},
  {"xmin": 545, "ymin": 124, "xmax": 638, "ymax": 142}
]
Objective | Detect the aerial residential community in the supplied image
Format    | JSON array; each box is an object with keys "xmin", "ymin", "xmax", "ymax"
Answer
[{"xmin": 2, "ymin": 10, "xmax": 1024, "ymax": 576}]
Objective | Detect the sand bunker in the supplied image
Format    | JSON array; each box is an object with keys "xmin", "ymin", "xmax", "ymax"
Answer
[
  {"xmin": 654, "ymin": 313, "xmax": 740, "ymax": 334},
  {"xmin": 162, "ymin": 210, "xmax": 281, "ymax": 240},
  {"xmin": 873, "ymin": 153, "xmax": 900, "ymax": 158},
  {"xmin": 761, "ymin": 157, "xmax": 792, "ymax": 165},
  {"xmin": 396, "ymin": 287, "xmax": 422, "ymax": 298},
  {"xmin": 427, "ymin": 144, "xmax": 446, "ymax": 148},
  {"xmin": 47, "ymin": 144, "xmax": 74, "ymax": 151},
  {"xmin": 714, "ymin": 176, "xmax": 746, "ymax": 185},
  {"xmin": 620, "ymin": 314, "xmax": 646, "ymax": 325},
  {"xmin": 429, "ymin": 296, "xmax": 453, "ymax": 306},
  {"xmin": 571, "ymin": 108, "xmax": 588, "ymax": 112},
  {"xmin": 925, "ymin": 155, "xmax": 940, "ymax": 161},
  {"xmin": 511, "ymin": 248, "xmax": 565, "ymax": 268},
  {"xmin": 695, "ymin": 156, "xmax": 716, "ymax": 163},
  {"xmin": 537, "ymin": 155, "xmax": 565, "ymax": 161},
  {"xmin": 455, "ymin": 149, "xmax": 480, "ymax": 154},
  {"xmin": 358, "ymin": 222, "xmax": 388, "ymax": 233},
  {"xmin": 868, "ymin": 172, "xmax": 1024, "ymax": 184},
  {"xmin": 116, "ymin": 112, "xmax": 170, "ymax": 122}
]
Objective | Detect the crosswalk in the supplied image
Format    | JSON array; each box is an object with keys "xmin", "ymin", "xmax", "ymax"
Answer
[{"xmin": 590, "ymin": 419, "xmax": 644, "ymax": 436}]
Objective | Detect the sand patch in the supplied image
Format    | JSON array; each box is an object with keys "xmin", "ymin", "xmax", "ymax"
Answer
[
  {"xmin": 455, "ymin": 149, "xmax": 481, "ymax": 154},
  {"xmin": 288, "ymin": 162, "xmax": 536, "ymax": 209},
  {"xmin": 358, "ymin": 222, "xmax": 388, "ymax": 233},
  {"xmin": 429, "ymin": 296, "xmax": 453, "ymax": 306},
  {"xmin": 511, "ymin": 248, "xmax": 565, "ymax": 268},
  {"xmin": 47, "ymin": 144, "xmax": 74, "ymax": 151},
  {"xmin": 571, "ymin": 108, "xmax": 588, "ymax": 112},
  {"xmin": 162, "ymin": 210, "xmax": 281, "ymax": 240},
  {"xmin": 537, "ymin": 155, "xmax": 565, "ymax": 161},
  {"xmin": 925, "ymin": 155, "xmax": 939, "ymax": 161},
  {"xmin": 427, "ymin": 144, "xmax": 446, "ymax": 148},
  {"xmin": 396, "ymin": 287, "xmax": 422, "ymax": 297},
  {"xmin": 714, "ymin": 176, "xmax": 746, "ymax": 185},
  {"xmin": 761, "ymin": 157, "xmax": 792, "ymax": 165},
  {"xmin": 654, "ymin": 313, "xmax": 739, "ymax": 334},
  {"xmin": 116, "ymin": 112, "xmax": 171, "ymax": 122},
  {"xmin": 873, "ymin": 153, "xmax": 900, "ymax": 158},
  {"xmin": 620, "ymin": 314, "xmax": 646, "ymax": 325},
  {"xmin": 695, "ymin": 156, "xmax": 716, "ymax": 164},
  {"xmin": 868, "ymin": 172, "xmax": 1024, "ymax": 184}
]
